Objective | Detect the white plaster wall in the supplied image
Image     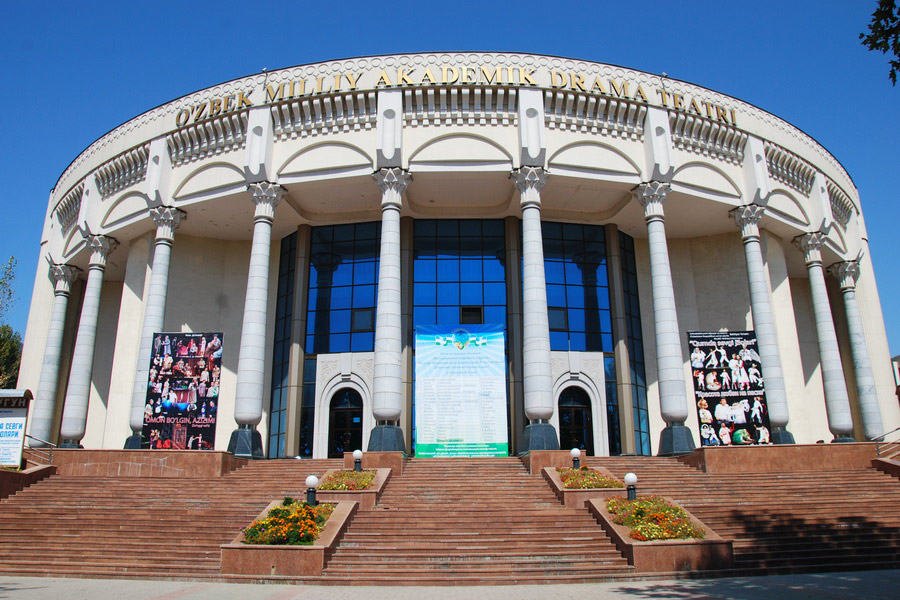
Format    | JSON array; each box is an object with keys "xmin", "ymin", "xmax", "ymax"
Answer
[
  {"xmin": 102, "ymin": 234, "xmax": 151, "ymax": 448},
  {"xmin": 313, "ymin": 352, "xmax": 375, "ymax": 459},
  {"xmin": 161, "ymin": 234, "xmax": 253, "ymax": 451},
  {"xmin": 549, "ymin": 350, "xmax": 608, "ymax": 456},
  {"xmin": 788, "ymin": 276, "xmax": 833, "ymax": 442}
]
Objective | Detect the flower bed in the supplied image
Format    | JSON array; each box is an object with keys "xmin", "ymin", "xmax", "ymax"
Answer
[
  {"xmin": 557, "ymin": 466, "xmax": 625, "ymax": 489},
  {"xmin": 318, "ymin": 469, "xmax": 375, "ymax": 491},
  {"xmin": 587, "ymin": 497, "xmax": 733, "ymax": 573},
  {"xmin": 315, "ymin": 468, "xmax": 391, "ymax": 510},
  {"xmin": 221, "ymin": 500, "xmax": 358, "ymax": 577},
  {"xmin": 606, "ymin": 496, "xmax": 705, "ymax": 541},
  {"xmin": 242, "ymin": 497, "xmax": 335, "ymax": 545},
  {"xmin": 541, "ymin": 466, "xmax": 626, "ymax": 508}
]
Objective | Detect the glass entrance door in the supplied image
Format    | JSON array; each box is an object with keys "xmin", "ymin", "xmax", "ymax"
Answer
[
  {"xmin": 558, "ymin": 386, "xmax": 594, "ymax": 454},
  {"xmin": 328, "ymin": 388, "xmax": 363, "ymax": 458}
]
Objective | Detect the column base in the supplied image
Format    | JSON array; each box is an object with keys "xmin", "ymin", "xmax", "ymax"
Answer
[
  {"xmin": 522, "ymin": 420, "xmax": 560, "ymax": 451},
  {"xmin": 123, "ymin": 434, "xmax": 143, "ymax": 449},
  {"xmin": 657, "ymin": 424, "xmax": 695, "ymax": 456},
  {"xmin": 367, "ymin": 423, "xmax": 406, "ymax": 453},
  {"xmin": 59, "ymin": 440, "xmax": 83, "ymax": 449},
  {"xmin": 228, "ymin": 425, "xmax": 264, "ymax": 459},
  {"xmin": 770, "ymin": 427, "xmax": 795, "ymax": 445},
  {"xmin": 832, "ymin": 434, "xmax": 857, "ymax": 443}
]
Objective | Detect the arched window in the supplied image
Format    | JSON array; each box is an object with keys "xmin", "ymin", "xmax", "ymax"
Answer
[
  {"xmin": 558, "ymin": 386, "xmax": 594, "ymax": 455},
  {"xmin": 328, "ymin": 388, "xmax": 364, "ymax": 459}
]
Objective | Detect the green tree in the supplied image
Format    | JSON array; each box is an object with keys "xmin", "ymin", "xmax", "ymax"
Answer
[
  {"xmin": 0, "ymin": 256, "xmax": 15, "ymax": 323},
  {"xmin": 860, "ymin": 0, "xmax": 900, "ymax": 85},
  {"xmin": 0, "ymin": 325, "xmax": 21, "ymax": 388}
]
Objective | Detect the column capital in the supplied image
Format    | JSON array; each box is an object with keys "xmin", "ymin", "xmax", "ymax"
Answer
[
  {"xmin": 632, "ymin": 181, "xmax": 670, "ymax": 221},
  {"xmin": 828, "ymin": 260, "xmax": 860, "ymax": 291},
  {"xmin": 84, "ymin": 234, "xmax": 119, "ymax": 267},
  {"xmin": 730, "ymin": 204, "xmax": 766, "ymax": 240},
  {"xmin": 150, "ymin": 206, "xmax": 186, "ymax": 241},
  {"xmin": 793, "ymin": 231, "xmax": 826, "ymax": 265},
  {"xmin": 373, "ymin": 168, "xmax": 411, "ymax": 210},
  {"xmin": 48, "ymin": 263, "xmax": 80, "ymax": 294},
  {"xmin": 248, "ymin": 181, "xmax": 284, "ymax": 221},
  {"xmin": 511, "ymin": 167, "xmax": 547, "ymax": 208}
]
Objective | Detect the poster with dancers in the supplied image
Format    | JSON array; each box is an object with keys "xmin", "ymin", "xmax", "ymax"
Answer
[
  {"xmin": 687, "ymin": 331, "xmax": 772, "ymax": 447},
  {"xmin": 141, "ymin": 332, "xmax": 223, "ymax": 450}
]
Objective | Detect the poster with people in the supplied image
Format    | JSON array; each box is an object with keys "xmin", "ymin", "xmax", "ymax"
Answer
[
  {"xmin": 687, "ymin": 331, "xmax": 772, "ymax": 447},
  {"xmin": 141, "ymin": 332, "xmax": 223, "ymax": 450}
]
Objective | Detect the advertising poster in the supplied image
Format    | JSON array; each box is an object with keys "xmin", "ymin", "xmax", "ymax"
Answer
[
  {"xmin": 687, "ymin": 331, "xmax": 772, "ymax": 447},
  {"xmin": 0, "ymin": 397, "xmax": 29, "ymax": 467},
  {"xmin": 141, "ymin": 332, "xmax": 222, "ymax": 450},
  {"xmin": 415, "ymin": 324, "xmax": 508, "ymax": 457}
]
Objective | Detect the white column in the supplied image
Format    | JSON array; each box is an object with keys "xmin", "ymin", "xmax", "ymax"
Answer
[
  {"xmin": 59, "ymin": 235, "xmax": 118, "ymax": 447},
  {"xmin": 126, "ymin": 206, "xmax": 184, "ymax": 447},
  {"xmin": 367, "ymin": 169, "xmax": 409, "ymax": 452},
  {"xmin": 794, "ymin": 232, "xmax": 855, "ymax": 440},
  {"xmin": 372, "ymin": 168, "xmax": 408, "ymax": 422},
  {"xmin": 730, "ymin": 205, "xmax": 794, "ymax": 443},
  {"xmin": 511, "ymin": 167, "xmax": 559, "ymax": 450},
  {"xmin": 633, "ymin": 182, "xmax": 693, "ymax": 454},
  {"xmin": 230, "ymin": 182, "xmax": 283, "ymax": 457},
  {"xmin": 30, "ymin": 264, "xmax": 80, "ymax": 445},
  {"xmin": 513, "ymin": 168, "xmax": 553, "ymax": 419},
  {"xmin": 829, "ymin": 260, "xmax": 884, "ymax": 440}
]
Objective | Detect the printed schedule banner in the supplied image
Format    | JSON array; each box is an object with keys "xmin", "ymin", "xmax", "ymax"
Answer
[
  {"xmin": 415, "ymin": 324, "xmax": 508, "ymax": 457},
  {"xmin": 688, "ymin": 331, "xmax": 772, "ymax": 447},
  {"xmin": 141, "ymin": 332, "xmax": 223, "ymax": 450},
  {"xmin": 0, "ymin": 397, "xmax": 29, "ymax": 467}
]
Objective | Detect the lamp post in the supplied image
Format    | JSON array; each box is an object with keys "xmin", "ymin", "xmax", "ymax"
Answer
[
  {"xmin": 305, "ymin": 475, "xmax": 319, "ymax": 506},
  {"xmin": 624, "ymin": 472, "xmax": 638, "ymax": 501},
  {"xmin": 570, "ymin": 447, "xmax": 581, "ymax": 469},
  {"xmin": 353, "ymin": 449, "xmax": 363, "ymax": 472}
]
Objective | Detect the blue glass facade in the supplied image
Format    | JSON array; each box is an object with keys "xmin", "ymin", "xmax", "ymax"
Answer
[
  {"xmin": 305, "ymin": 223, "xmax": 380, "ymax": 354},
  {"xmin": 620, "ymin": 233, "xmax": 651, "ymax": 455},
  {"xmin": 267, "ymin": 232, "xmax": 297, "ymax": 458}
]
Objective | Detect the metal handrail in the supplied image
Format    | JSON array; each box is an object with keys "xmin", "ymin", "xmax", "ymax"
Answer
[
  {"xmin": 23, "ymin": 434, "xmax": 57, "ymax": 467},
  {"xmin": 870, "ymin": 426, "xmax": 900, "ymax": 459}
]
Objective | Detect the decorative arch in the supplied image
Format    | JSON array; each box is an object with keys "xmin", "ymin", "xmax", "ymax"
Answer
[
  {"xmin": 171, "ymin": 161, "xmax": 245, "ymax": 201},
  {"xmin": 278, "ymin": 141, "xmax": 374, "ymax": 180},
  {"xmin": 549, "ymin": 372, "xmax": 609, "ymax": 457},
  {"xmin": 100, "ymin": 191, "xmax": 149, "ymax": 229},
  {"xmin": 672, "ymin": 161, "xmax": 742, "ymax": 199},
  {"xmin": 313, "ymin": 372, "xmax": 372, "ymax": 458},
  {"xmin": 547, "ymin": 141, "xmax": 643, "ymax": 180},
  {"xmin": 766, "ymin": 188, "xmax": 812, "ymax": 228},
  {"xmin": 407, "ymin": 132, "xmax": 514, "ymax": 171}
]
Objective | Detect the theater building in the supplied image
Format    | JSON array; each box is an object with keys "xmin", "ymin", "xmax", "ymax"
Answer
[{"xmin": 17, "ymin": 53, "xmax": 899, "ymax": 459}]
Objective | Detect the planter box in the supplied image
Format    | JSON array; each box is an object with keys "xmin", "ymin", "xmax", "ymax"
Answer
[
  {"xmin": 522, "ymin": 449, "xmax": 593, "ymax": 474},
  {"xmin": 220, "ymin": 500, "xmax": 358, "ymax": 576},
  {"xmin": 677, "ymin": 443, "xmax": 879, "ymax": 474},
  {"xmin": 316, "ymin": 468, "xmax": 391, "ymax": 510},
  {"xmin": 587, "ymin": 497, "xmax": 734, "ymax": 573},
  {"xmin": 542, "ymin": 466, "xmax": 626, "ymax": 508},
  {"xmin": 343, "ymin": 451, "xmax": 406, "ymax": 474}
]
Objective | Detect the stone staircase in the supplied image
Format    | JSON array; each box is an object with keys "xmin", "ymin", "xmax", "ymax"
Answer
[
  {"xmin": 588, "ymin": 455, "xmax": 900, "ymax": 574},
  {"xmin": 321, "ymin": 457, "xmax": 633, "ymax": 584},
  {"xmin": 0, "ymin": 458, "xmax": 342, "ymax": 580}
]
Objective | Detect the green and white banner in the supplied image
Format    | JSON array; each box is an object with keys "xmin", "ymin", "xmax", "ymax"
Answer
[{"xmin": 415, "ymin": 324, "xmax": 508, "ymax": 457}]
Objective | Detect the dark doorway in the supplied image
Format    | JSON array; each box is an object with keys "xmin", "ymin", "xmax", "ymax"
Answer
[
  {"xmin": 328, "ymin": 388, "xmax": 363, "ymax": 458},
  {"xmin": 558, "ymin": 386, "xmax": 594, "ymax": 455}
]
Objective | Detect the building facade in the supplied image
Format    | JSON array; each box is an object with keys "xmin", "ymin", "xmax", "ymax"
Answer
[{"xmin": 18, "ymin": 53, "xmax": 899, "ymax": 458}]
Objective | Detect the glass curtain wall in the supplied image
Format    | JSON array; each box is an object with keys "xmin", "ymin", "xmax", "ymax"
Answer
[{"xmin": 267, "ymin": 232, "xmax": 297, "ymax": 458}]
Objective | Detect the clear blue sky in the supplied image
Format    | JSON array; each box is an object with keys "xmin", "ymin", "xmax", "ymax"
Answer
[{"xmin": 1, "ymin": 1, "xmax": 897, "ymax": 358}]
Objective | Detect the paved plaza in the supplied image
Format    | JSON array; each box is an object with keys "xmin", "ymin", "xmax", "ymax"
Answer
[{"xmin": 0, "ymin": 570, "xmax": 897, "ymax": 600}]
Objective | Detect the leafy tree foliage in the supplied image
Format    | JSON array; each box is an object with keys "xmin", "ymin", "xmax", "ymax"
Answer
[
  {"xmin": 0, "ymin": 257, "xmax": 15, "ymax": 323},
  {"xmin": 860, "ymin": 0, "xmax": 900, "ymax": 85},
  {"xmin": 0, "ymin": 325, "xmax": 21, "ymax": 389}
]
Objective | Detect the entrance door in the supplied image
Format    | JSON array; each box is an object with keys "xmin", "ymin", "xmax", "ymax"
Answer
[
  {"xmin": 558, "ymin": 386, "xmax": 594, "ymax": 454},
  {"xmin": 328, "ymin": 388, "xmax": 363, "ymax": 458}
]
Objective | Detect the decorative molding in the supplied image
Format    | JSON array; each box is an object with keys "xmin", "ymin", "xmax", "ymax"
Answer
[
  {"xmin": 826, "ymin": 180, "xmax": 854, "ymax": 228},
  {"xmin": 764, "ymin": 141, "xmax": 815, "ymax": 197},
  {"xmin": 669, "ymin": 111, "xmax": 747, "ymax": 165},
  {"xmin": 793, "ymin": 231, "xmax": 827, "ymax": 265},
  {"xmin": 94, "ymin": 144, "xmax": 150, "ymax": 199},
  {"xmin": 166, "ymin": 111, "xmax": 248, "ymax": 166},
  {"xmin": 544, "ymin": 89, "xmax": 645, "ymax": 140},
  {"xmin": 54, "ymin": 182, "xmax": 84, "ymax": 235},
  {"xmin": 84, "ymin": 235, "xmax": 119, "ymax": 267},
  {"xmin": 632, "ymin": 181, "xmax": 670, "ymax": 220},
  {"xmin": 511, "ymin": 167, "xmax": 547, "ymax": 208},
  {"xmin": 48, "ymin": 264, "xmax": 80, "ymax": 294},
  {"xmin": 248, "ymin": 181, "xmax": 284, "ymax": 220},
  {"xmin": 827, "ymin": 260, "xmax": 860, "ymax": 291},
  {"xmin": 405, "ymin": 86, "xmax": 517, "ymax": 128},
  {"xmin": 272, "ymin": 91, "xmax": 377, "ymax": 139},
  {"xmin": 150, "ymin": 206, "xmax": 186, "ymax": 241},
  {"xmin": 730, "ymin": 204, "xmax": 766, "ymax": 239},
  {"xmin": 373, "ymin": 168, "xmax": 411, "ymax": 209}
]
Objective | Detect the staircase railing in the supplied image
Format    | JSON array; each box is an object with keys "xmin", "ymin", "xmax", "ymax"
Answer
[
  {"xmin": 23, "ymin": 435, "xmax": 56, "ymax": 467},
  {"xmin": 870, "ymin": 426, "xmax": 900, "ymax": 460}
]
